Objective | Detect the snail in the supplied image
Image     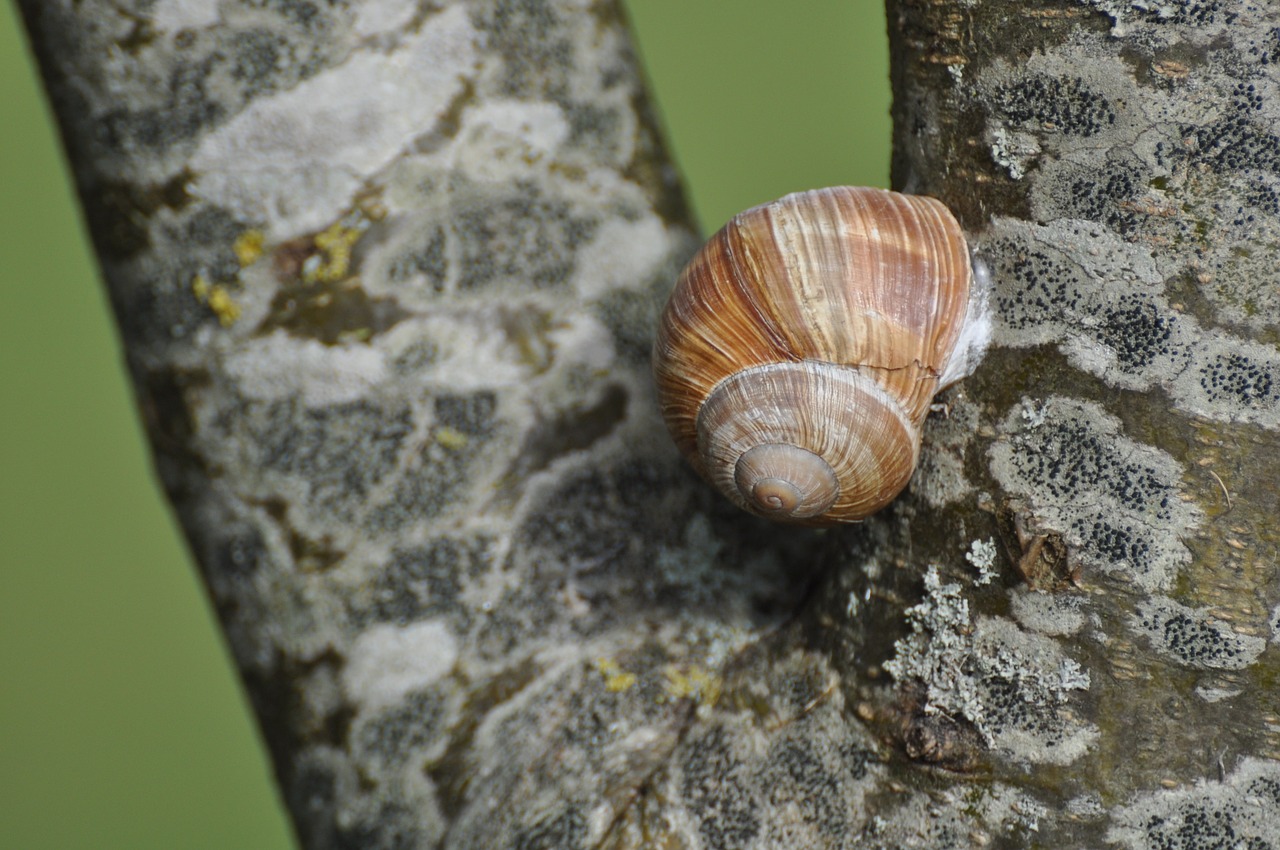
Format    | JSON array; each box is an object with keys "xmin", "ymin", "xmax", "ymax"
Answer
[{"xmin": 652, "ymin": 186, "xmax": 990, "ymax": 526}]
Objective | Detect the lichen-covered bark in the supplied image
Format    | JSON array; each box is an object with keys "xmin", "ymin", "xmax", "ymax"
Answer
[
  {"xmin": 15, "ymin": 1, "xmax": 859, "ymax": 847},
  {"xmin": 17, "ymin": 0, "xmax": 1280, "ymax": 848},
  {"xmin": 813, "ymin": 0, "xmax": 1280, "ymax": 846}
]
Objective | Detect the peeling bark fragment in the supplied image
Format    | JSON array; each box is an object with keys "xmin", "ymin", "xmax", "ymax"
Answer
[
  {"xmin": 893, "ymin": 682, "xmax": 986, "ymax": 771},
  {"xmin": 996, "ymin": 497, "xmax": 1078, "ymax": 591}
]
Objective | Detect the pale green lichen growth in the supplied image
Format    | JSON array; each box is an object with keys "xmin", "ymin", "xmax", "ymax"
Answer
[
  {"xmin": 884, "ymin": 567, "xmax": 978, "ymax": 718},
  {"xmin": 885, "ymin": 567, "xmax": 1097, "ymax": 764},
  {"xmin": 965, "ymin": 537, "xmax": 1000, "ymax": 585}
]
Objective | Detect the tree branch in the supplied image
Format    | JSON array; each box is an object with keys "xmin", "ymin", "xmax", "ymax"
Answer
[{"xmin": 17, "ymin": 0, "xmax": 1280, "ymax": 848}]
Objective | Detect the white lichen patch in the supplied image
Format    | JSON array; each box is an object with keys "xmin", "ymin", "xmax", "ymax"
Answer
[
  {"xmin": 571, "ymin": 215, "xmax": 679, "ymax": 300},
  {"xmin": 885, "ymin": 568, "xmax": 1096, "ymax": 764},
  {"xmin": 861, "ymin": 783, "xmax": 1052, "ymax": 848},
  {"xmin": 976, "ymin": 48, "xmax": 1142, "ymax": 154},
  {"xmin": 915, "ymin": 396, "xmax": 982, "ymax": 509},
  {"xmin": 989, "ymin": 220, "xmax": 1280, "ymax": 429},
  {"xmin": 988, "ymin": 126, "xmax": 1042, "ymax": 180},
  {"xmin": 1010, "ymin": 588, "xmax": 1087, "ymax": 636},
  {"xmin": 363, "ymin": 159, "xmax": 662, "ymax": 309},
  {"xmin": 1107, "ymin": 757, "xmax": 1280, "ymax": 850},
  {"xmin": 656, "ymin": 686, "xmax": 883, "ymax": 849},
  {"xmin": 965, "ymin": 537, "xmax": 1000, "ymax": 586},
  {"xmin": 989, "ymin": 396, "xmax": 1200, "ymax": 593},
  {"xmin": 353, "ymin": 0, "xmax": 419, "ymax": 38},
  {"xmin": 1132, "ymin": 596, "xmax": 1268, "ymax": 671},
  {"xmin": 452, "ymin": 100, "xmax": 573, "ymax": 180},
  {"xmin": 150, "ymin": 0, "xmax": 220, "ymax": 32},
  {"xmin": 1169, "ymin": 338, "xmax": 1280, "ymax": 429},
  {"xmin": 970, "ymin": 616, "xmax": 1098, "ymax": 764},
  {"xmin": 224, "ymin": 331, "xmax": 388, "ymax": 406},
  {"xmin": 1195, "ymin": 683, "xmax": 1244, "ymax": 703},
  {"xmin": 977, "ymin": 784, "xmax": 1051, "ymax": 835},
  {"xmin": 190, "ymin": 5, "xmax": 480, "ymax": 239},
  {"xmin": 378, "ymin": 306, "xmax": 618, "ymax": 396},
  {"xmin": 988, "ymin": 219, "xmax": 1171, "ymax": 376},
  {"xmin": 342, "ymin": 620, "xmax": 459, "ymax": 711},
  {"xmin": 978, "ymin": 22, "xmax": 1280, "ymax": 339},
  {"xmin": 1068, "ymin": 791, "xmax": 1105, "ymax": 818},
  {"xmin": 543, "ymin": 311, "xmax": 620, "ymax": 375},
  {"xmin": 1077, "ymin": 0, "xmax": 1274, "ymax": 42}
]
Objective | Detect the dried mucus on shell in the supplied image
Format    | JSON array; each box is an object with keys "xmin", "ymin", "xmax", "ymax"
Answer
[{"xmin": 653, "ymin": 186, "xmax": 989, "ymax": 525}]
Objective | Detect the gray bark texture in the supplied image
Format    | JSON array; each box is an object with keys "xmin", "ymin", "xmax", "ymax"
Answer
[{"xmin": 17, "ymin": 0, "xmax": 1280, "ymax": 848}]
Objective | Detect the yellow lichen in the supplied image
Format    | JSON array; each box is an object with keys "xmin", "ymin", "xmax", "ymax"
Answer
[
  {"xmin": 192, "ymin": 274, "xmax": 241, "ymax": 327},
  {"xmin": 595, "ymin": 658, "xmax": 638, "ymax": 693},
  {"xmin": 662, "ymin": 664, "xmax": 722, "ymax": 706},
  {"xmin": 336, "ymin": 327, "xmax": 374, "ymax": 345},
  {"xmin": 435, "ymin": 427, "xmax": 469, "ymax": 451},
  {"xmin": 206, "ymin": 285, "xmax": 242, "ymax": 327},
  {"xmin": 305, "ymin": 216, "xmax": 367, "ymax": 284},
  {"xmin": 233, "ymin": 229, "xmax": 265, "ymax": 267},
  {"xmin": 191, "ymin": 273, "xmax": 211, "ymax": 301}
]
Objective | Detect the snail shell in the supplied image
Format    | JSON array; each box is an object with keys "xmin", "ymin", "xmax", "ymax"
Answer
[{"xmin": 653, "ymin": 186, "xmax": 983, "ymax": 526}]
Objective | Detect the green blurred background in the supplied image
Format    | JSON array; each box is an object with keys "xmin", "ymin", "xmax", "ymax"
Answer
[{"xmin": 0, "ymin": 2, "xmax": 888, "ymax": 846}]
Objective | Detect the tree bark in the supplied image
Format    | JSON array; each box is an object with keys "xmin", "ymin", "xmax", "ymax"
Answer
[{"xmin": 16, "ymin": 0, "xmax": 1280, "ymax": 849}]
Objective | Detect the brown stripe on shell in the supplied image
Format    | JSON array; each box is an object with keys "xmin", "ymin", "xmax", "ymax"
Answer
[{"xmin": 738, "ymin": 187, "xmax": 970, "ymax": 425}]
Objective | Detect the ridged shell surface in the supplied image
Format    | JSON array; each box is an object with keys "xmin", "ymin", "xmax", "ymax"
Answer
[
  {"xmin": 652, "ymin": 186, "xmax": 972, "ymax": 523},
  {"xmin": 697, "ymin": 361, "xmax": 918, "ymax": 522}
]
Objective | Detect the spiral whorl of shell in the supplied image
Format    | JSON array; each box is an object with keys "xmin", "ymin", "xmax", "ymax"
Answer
[{"xmin": 652, "ymin": 186, "xmax": 972, "ymax": 525}]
